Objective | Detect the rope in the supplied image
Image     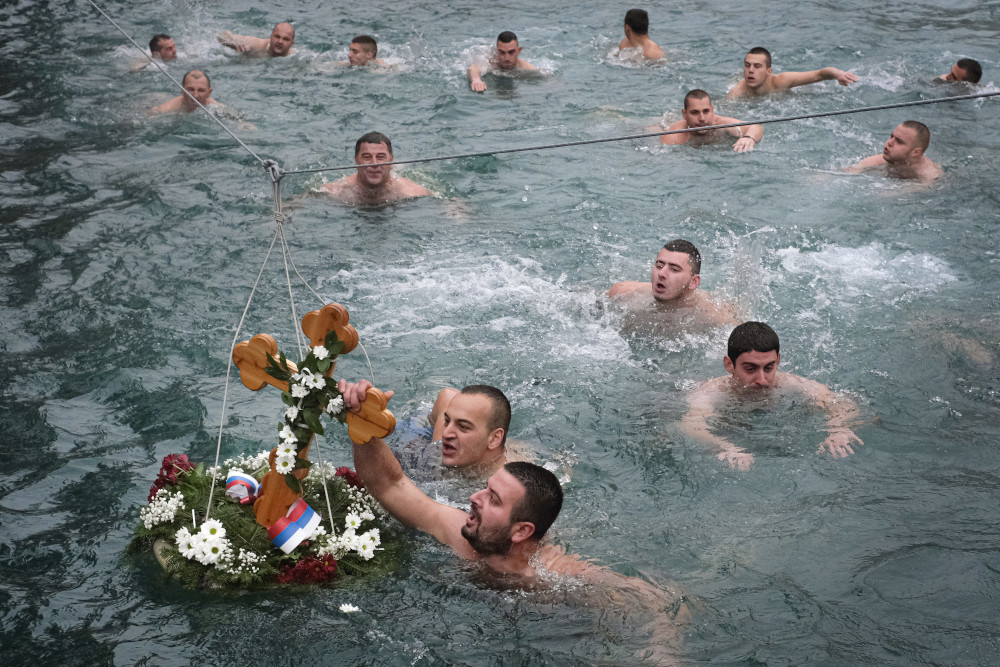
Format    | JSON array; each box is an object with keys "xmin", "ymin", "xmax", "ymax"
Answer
[
  {"xmin": 85, "ymin": 0, "xmax": 267, "ymax": 166},
  {"xmin": 204, "ymin": 228, "xmax": 281, "ymax": 519},
  {"xmin": 279, "ymin": 89, "xmax": 1000, "ymax": 176}
]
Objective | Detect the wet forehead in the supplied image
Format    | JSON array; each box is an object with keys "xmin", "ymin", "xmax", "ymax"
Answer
[
  {"xmin": 655, "ymin": 248, "xmax": 693, "ymax": 271},
  {"xmin": 272, "ymin": 24, "xmax": 294, "ymax": 39},
  {"xmin": 446, "ymin": 392, "xmax": 492, "ymax": 427},
  {"xmin": 744, "ymin": 54, "xmax": 768, "ymax": 67},
  {"xmin": 734, "ymin": 349, "xmax": 779, "ymax": 366},
  {"xmin": 356, "ymin": 142, "xmax": 392, "ymax": 157},
  {"xmin": 892, "ymin": 124, "xmax": 917, "ymax": 145},
  {"xmin": 485, "ymin": 468, "xmax": 526, "ymax": 506},
  {"xmin": 497, "ymin": 40, "xmax": 519, "ymax": 52}
]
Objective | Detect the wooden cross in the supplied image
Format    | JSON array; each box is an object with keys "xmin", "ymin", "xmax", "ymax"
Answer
[{"xmin": 232, "ymin": 303, "xmax": 395, "ymax": 528}]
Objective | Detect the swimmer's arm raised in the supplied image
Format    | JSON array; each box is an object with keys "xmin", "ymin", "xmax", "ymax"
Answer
[
  {"xmin": 218, "ymin": 30, "xmax": 268, "ymax": 53},
  {"xmin": 774, "ymin": 67, "xmax": 858, "ymax": 89},
  {"xmin": 680, "ymin": 381, "xmax": 754, "ymax": 469},
  {"xmin": 341, "ymin": 380, "xmax": 472, "ymax": 553}
]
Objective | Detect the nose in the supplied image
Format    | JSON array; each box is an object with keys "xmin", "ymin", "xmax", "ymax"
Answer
[{"xmin": 753, "ymin": 370, "xmax": 770, "ymax": 386}]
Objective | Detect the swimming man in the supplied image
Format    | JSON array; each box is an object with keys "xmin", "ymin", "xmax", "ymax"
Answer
[
  {"xmin": 131, "ymin": 34, "xmax": 177, "ymax": 71},
  {"xmin": 345, "ymin": 35, "xmax": 384, "ymax": 67},
  {"xmin": 727, "ymin": 47, "xmax": 858, "ymax": 99},
  {"xmin": 148, "ymin": 70, "xmax": 219, "ymax": 115},
  {"xmin": 468, "ymin": 31, "xmax": 537, "ymax": 92},
  {"xmin": 845, "ymin": 120, "xmax": 942, "ymax": 183},
  {"xmin": 218, "ymin": 22, "xmax": 295, "ymax": 57},
  {"xmin": 319, "ymin": 131, "xmax": 430, "ymax": 206},
  {"xmin": 616, "ymin": 9, "xmax": 663, "ymax": 60},
  {"xmin": 339, "ymin": 378, "xmax": 691, "ymax": 657},
  {"xmin": 661, "ymin": 89, "xmax": 763, "ymax": 152},
  {"xmin": 681, "ymin": 321, "xmax": 864, "ymax": 470},
  {"xmin": 609, "ymin": 239, "xmax": 737, "ymax": 332},
  {"xmin": 936, "ymin": 58, "xmax": 982, "ymax": 84}
]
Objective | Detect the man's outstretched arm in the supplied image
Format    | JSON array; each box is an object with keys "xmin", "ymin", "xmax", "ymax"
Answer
[
  {"xmin": 791, "ymin": 377, "xmax": 864, "ymax": 457},
  {"xmin": 774, "ymin": 67, "xmax": 858, "ymax": 90},
  {"xmin": 340, "ymin": 380, "xmax": 472, "ymax": 553},
  {"xmin": 218, "ymin": 30, "xmax": 269, "ymax": 53},
  {"xmin": 679, "ymin": 380, "xmax": 754, "ymax": 469}
]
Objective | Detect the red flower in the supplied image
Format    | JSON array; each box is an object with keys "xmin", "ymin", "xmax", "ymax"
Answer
[
  {"xmin": 148, "ymin": 454, "xmax": 197, "ymax": 502},
  {"xmin": 335, "ymin": 466, "xmax": 364, "ymax": 489},
  {"xmin": 276, "ymin": 555, "xmax": 339, "ymax": 584},
  {"xmin": 147, "ymin": 477, "xmax": 166, "ymax": 503}
]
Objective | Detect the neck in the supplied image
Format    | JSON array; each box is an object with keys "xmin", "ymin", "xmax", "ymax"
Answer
[
  {"xmin": 481, "ymin": 539, "xmax": 539, "ymax": 576},
  {"xmin": 465, "ymin": 448, "xmax": 507, "ymax": 478}
]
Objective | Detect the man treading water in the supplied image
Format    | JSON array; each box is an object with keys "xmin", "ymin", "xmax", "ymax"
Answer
[
  {"xmin": 616, "ymin": 8, "xmax": 663, "ymax": 61},
  {"xmin": 681, "ymin": 321, "xmax": 863, "ymax": 469},
  {"xmin": 660, "ymin": 90, "xmax": 763, "ymax": 152},
  {"xmin": 845, "ymin": 120, "xmax": 942, "ymax": 183},
  {"xmin": 218, "ymin": 22, "xmax": 296, "ymax": 58},
  {"xmin": 936, "ymin": 58, "xmax": 982, "ymax": 84},
  {"xmin": 609, "ymin": 239, "xmax": 737, "ymax": 333},
  {"xmin": 319, "ymin": 132, "xmax": 430, "ymax": 206},
  {"xmin": 148, "ymin": 70, "xmax": 219, "ymax": 115},
  {"xmin": 726, "ymin": 46, "xmax": 858, "ymax": 99},
  {"xmin": 340, "ymin": 378, "xmax": 691, "ymax": 658},
  {"xmin": 467, "ymin": 31, "xmax": 538, "ymax": 93}
]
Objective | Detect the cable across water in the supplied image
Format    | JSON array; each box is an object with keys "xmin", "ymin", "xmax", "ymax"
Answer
[{"xmin": 280, "ymin": 89, "xmax": 1000, "ymax": 177}]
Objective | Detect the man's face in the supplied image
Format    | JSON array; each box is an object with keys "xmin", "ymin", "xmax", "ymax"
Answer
[
  {"xmin": 154, "ymin": 38, "xmax": 177, "ymax": 61},
  {"xmin": 439, "ymin": 393, "xmax": 500, "ymax": 467},
  {"xmin": 943, "ymin": 63, "xmax": 970, "ymax": 82},
  {"xmin": 268, "ymin": 24, "xmax": 295, "ymax": 56},
  {"xmin": 181, "ymin": 76, "xmax": 212, "ymax": 111},
  {"xmin": 682, "ymin": 96, "xmax": 715, "ymax": 134},
  {"xmin": 650, "ymin": 249, "xmax": 700, "ymax": 302},
  {"xmin": 724, "ymin": 349, "xmax": 780, "ymax": 389},
  {"xmin": 882, "ymin": 124, "xmax": 918, "ymax": 164},
  {"xmin": 348, "ymin": 43, "xmax": 374, "ymax": 66},
  {"xmin": 354, "ymin": 141, "xmax": 393, "ymax": 188},
  {"xmin": 495, "ymin": 40, "xmax": 521, "ymax": 70},
  {"xmin": 743, "ymin": 54, "xmax": 771, "ymax": 88},
  {"xmin": 462, "ymin": 469, "xmax": 525, "ymax": 555}
]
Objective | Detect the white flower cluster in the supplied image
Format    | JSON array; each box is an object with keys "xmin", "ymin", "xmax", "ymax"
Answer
[
  {"xmin": 209, "ymin": 450, "xmax": 271, "ymax": 480},
  {"xmin": 175, "ymin": 519, "xmax": 232, "ymax": 566},
  {"xmin": 315, "ymin": 500, "xmax": 381, "ymax": 561},
  {"xmin": 219, "ymin": 547, "xmax": 266, "ymax": 576},
  {"xmin": 141, "ymin": 489, "xmax": 185, "ymax": 529},
  {"xmin": 291, "ymin": 367, "xmax": 326, "ymax": 393}
]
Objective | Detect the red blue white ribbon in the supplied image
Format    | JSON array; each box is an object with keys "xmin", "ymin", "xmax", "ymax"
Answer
[
  {"xmin": 225, "ymin": 471, "xmax": 260, "ymax": 503},
  {"xmin": 268, "ymin": 498, "xmax": 322, "ymax": 554}
]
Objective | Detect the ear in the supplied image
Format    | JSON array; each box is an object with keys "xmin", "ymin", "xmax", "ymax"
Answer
[
  {"xmin": 723, "ymin": 356, "xmax": 735, "ymax": 374},
  {"xmin": 509, "ymin": 521, "xmax": 536, "ymax": 544},
  {"xmin": 688, "ymin": 274, "xmax": 701, "ymax": 290},
  {"xmin": 486, "ymin": 428, "xmax": 505, "ymax": 451},
  {"xmin": 910, "ymin": 146, "xmax": 924, "ymax": 159},
  {"xmin": 515, "ymin": 46, "xmax": 523, "ymax": 56}
]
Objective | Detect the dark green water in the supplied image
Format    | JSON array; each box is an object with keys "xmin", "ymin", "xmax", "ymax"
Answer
[{"xmin": 2, "ymin": 0, "xmax": 999, "ymax": 664}]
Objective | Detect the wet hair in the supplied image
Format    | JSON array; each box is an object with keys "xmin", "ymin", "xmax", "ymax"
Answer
[
  {"xmin": 354, "ymin": 131, "xmax": 392, "ymax": 156},
  {"xmin": 624, "ymin": 9, "xmax": 650, "ymax": 35},
  {"xmin": 181, "ymin": 70, "xmax": 210, "ymax": 88},
  {"xmin": 274, "ymin": 22, "xmax": 295, "ymax": 38},
  {"xmin": 663, "ymin": 239, "xmax": 702, "ymax": 275},
  {"xmin": 505, "ymin": 461, "xmax": 563, "ymax": 540},
  {"xmin": 727, "ymin": 321, "xmax": 780, "ymax": 363},
  {"xmin": 461, "ymin": 385, "xmax": 511, "ymax": 446},
  {"xmin": 351, "ymin": 35, "xmax": 378, "ymax": 56},
  {"xmin": 901, "ymin": 120, "xmax": 930, "ymax": 151},
  {"xmin": 149, "ymin": 34, "xmax": 171, "ymax": 54},
  {"xmin": 683, "ymin": 88, "xmax": 711, "ymax": 109},
  {"xmin": 957, "ymin": 58, "xmax": 982, "ymax": 83},
  {"xmin": 746, "ymin": 46, "xmax": 772, "ymax": 69},
  {"xmin": 497, "ymin": 31, "xmax": 518, "ymax": 45}
]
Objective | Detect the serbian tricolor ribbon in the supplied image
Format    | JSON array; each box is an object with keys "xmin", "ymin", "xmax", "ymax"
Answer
[
  {"xmin": 268, "ymin": 498, "xmax": 322, "ymax": 554},
  {"xmin": 225, "ymin": 471, "xmax": 260, "ymax": 502}
]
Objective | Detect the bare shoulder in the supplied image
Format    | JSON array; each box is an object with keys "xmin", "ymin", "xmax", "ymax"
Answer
[
  {"xmin": 394, "ymin": 176, "xmax": 431, "ymax": 198},
  {"xmin": 661, "ymin": 119, "xmax": 688, "ymax": 144},
  {"xmin": 517, "ymin": 59, "xmax": 538, "ymax": 71},
  {"xmin": 536, "ymin": 543, "xmax": 602, "ymax": 577},
  {"xmin": 319, "ymin": 175, "xmax": 352, "ymax": 194},
  {"xmin": 727, "ymin": 80, "xmax": 748, "ymax": 98},
  {"xmin": 608, "ymin": 281, "xmax": 648, "ymax": 298},
  {"xmin": 695, "ymin": 291, "xmax": 739, "ymax": 326},
  {"xmin": 778, "ymin": 372, "xmax": 831, "ymax": 397}
]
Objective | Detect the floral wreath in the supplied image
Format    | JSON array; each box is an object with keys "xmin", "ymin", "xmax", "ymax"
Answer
[{"xmin": 131, "ymin": 332, "xmax": 402, "ymax": 587}]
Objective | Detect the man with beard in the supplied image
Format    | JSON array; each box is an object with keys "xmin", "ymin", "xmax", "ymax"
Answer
[
  {"xmin": 661, "ymin": 89, "xmax": 762, "ymax": 152},
  {"xmin": 680, "ymin": 322, "xmax": 864, "ymax": 470},
  {"xmin": 936, "ymin": 58, "xmax": 982, "ymax": 84},
  {"xmin": 609, "ymin": 239, "xmax": 738, "ymax": 333},
  {"xmin": 846, "ymin": 120, "xmax": 942, "ymax": 183},
  {"xmin": 319, "ymin": 132, "xmax": 430, "ymax": 206},
  {"xmin": 218, "ymin": 22, "xmax": 296, "ymax": 58}
]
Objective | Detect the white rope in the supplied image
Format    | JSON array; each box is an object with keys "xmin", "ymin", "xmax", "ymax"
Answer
[
  {"xmin": 204, "ymin": 228, "xmax": 281, "ymax": 519},
  {"xmin": 85, "ymin": 0, "xmax": 267, "ymax": 166}
]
